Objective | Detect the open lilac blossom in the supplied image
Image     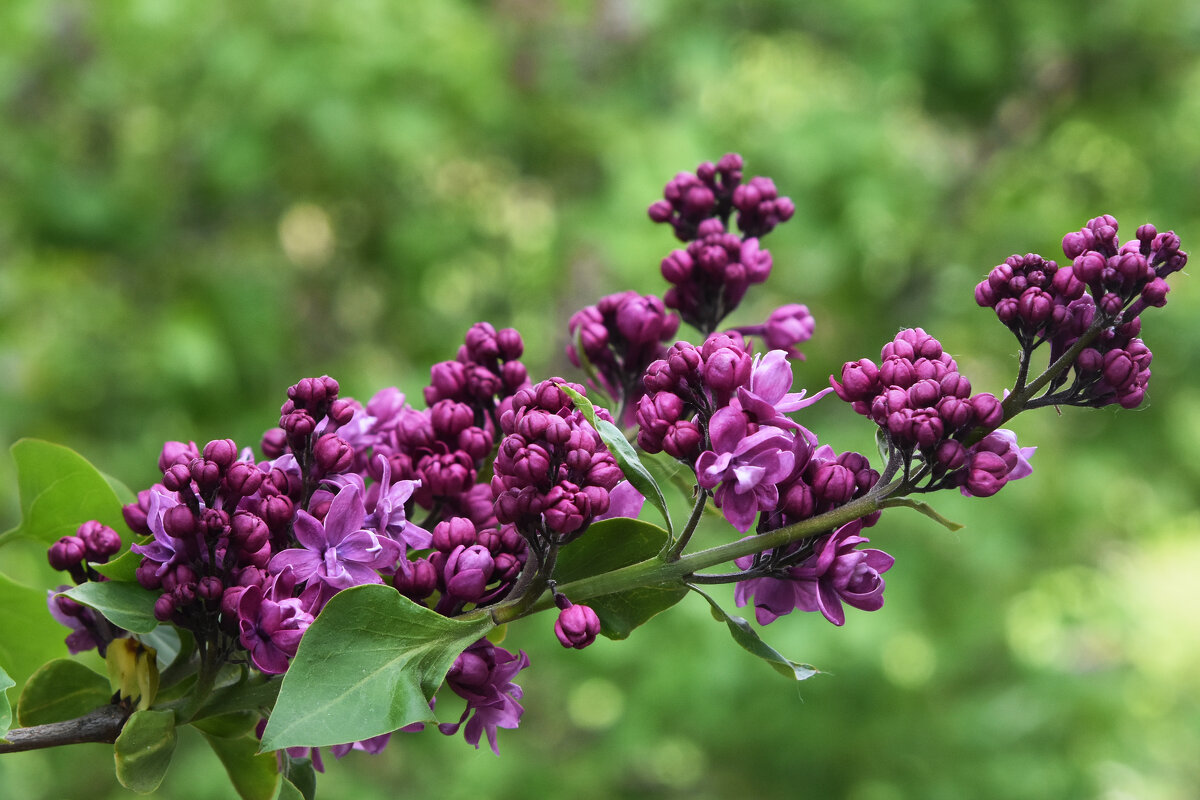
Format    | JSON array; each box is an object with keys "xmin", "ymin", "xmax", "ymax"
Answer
[
  {"xmin": 695, "ymin": 407, "xmax": 800, "ymax": 532},
  {"xmin": 438, "ymin": 638, "xmax": 530, "ymax": 755},
  {"xmin": 268, "ymin": 483, "xmax": 402, "ymax": 610},
  {"xmin": 363, "ymin": 457, "xmax": 431, "ymax": 550},
  {"xmin": 47, "ymin": 587, "xmax": 109, "ymax": 655},
  {"xmin": 734, "ymin": 520, "xmax": 894, "ymax": 626},
  {"xmin": 237, "ymin": 584, "xmax": 314, "ymax": 674},
  {"xmin": 734, "ymin": 349, "xmax": 831, "ymax": 427},
  {"xmin": 733, "ymin": 303, "xmax": 815, "ymax": 360},
  {"xmin": 594, "ymin": 480, "xmax": 645, "ymax": 521}
]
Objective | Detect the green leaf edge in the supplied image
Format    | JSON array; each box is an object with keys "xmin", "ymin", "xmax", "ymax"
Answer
[
  {"xmin": 557, "ymin": 383, "xmax": 673, "ymax": 536},
  {"xmin": 688, "ymin": 585, "xmax": 819, "ymax": 682}
]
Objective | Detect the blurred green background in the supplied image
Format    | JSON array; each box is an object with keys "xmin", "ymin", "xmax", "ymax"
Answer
[{"xmin": 2, "ymin": 0, "xmax": 1199, "ymax": 798}]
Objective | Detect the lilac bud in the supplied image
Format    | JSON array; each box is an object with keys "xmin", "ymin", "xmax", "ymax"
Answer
[
  {"xmin": 879, "ymin": 356, "xmax": 915, "ymax": 389},
  {"xmin": 970, "ymin": 393, "xmax": 1003, "ymax": 429},
  {"xmin": 395, "ymin": 558, "xmax": 438, "ymax": 601},
  {"xmin": 433, "ymin": 517, "xmax": 478, "ymax": 552},
  {"xmin": 162, "ymin": 464, "xmax": 193, "ymax": 492},
  {"xmin": 667, "ymin": 342, "xmax": 702, "ymax": 376},
  {"xmin": 260, "ymin": 428, "xmax": 287, "ymax": 459},
  {"xmin": 1102, "ymin": 350, "xmax": 1137, "ymax": 389},
  {"xmin": 963, "ymin": 451, "xmax": 1009, "ymax": 497},
  {"xmin": 833, "ymin": 359, "xmax": 880, "ymax": 402},
  {"xmin": 936, "ymin": 440, "xmax": 967, "ymax": 470},
  {"xmin": 154, "ymin": 594, "xmax": 177, "ymax": 622},
  {"xmin": 782, "ymin": 480, "xmax": 816, "ymax": 519},
  {"xmin": 123, "ymin": 501, "xmax": 150, "ymax": 536},
  {"xmin": 661, "ymin": 249, "xmax": 694, "ymax": 284},
  {"xmin": 907, "ymin": 379, "xmax": 941, "ymax": 409},
  {"xmin": 313, "ymin": 434, "xmax": 354, "ymax": 474},
  {"xmin": 159, "ymin": 441, "xmax": 200, "ymax": 473},
  {"xmin": 555, "ymin": 603, "xmax": 601, "ymax": 649},
  {"xmin": 198, "ymin": 576, "xmax": 224, "ymax": 602},
  {"xmin": 261, "ymin": 495, "xmax": 295, "ymax": 533},
  {"xmin": 163, "ymin": 504, "xmax": 198, "ymax": 538},
  {"xmin": 48, "ymin": 536, "xmax": 87, "ymax": 571},
  {"xmin": 662, "ymin": 421, "xmax": 703, "ymax": 461},
  {"xmin": 231, "ymin": 512, "xmax": 270, "ymax": 552},
  {"xmin": 224, "ymin": 461, "xmax": 265, "ymax": 498},
  {"xmin": 78, "ymin": 521, "xmax": 121, "ymax": 562},
  {"xmin": 203, "ymin": 439, "xmax": 238, "ymax": 469},
  {"xmin": 444, "ymin": 544, "xmax": 495, "ymax": 602},
  {"xmin": 189, "ymin": 458, "xmax": 222, "ymax": 491},
  {"xmin": 813, "ymin": 463, "xmax": 855, "ymax": 505},
  {"xmin": 328, "ymin": 398, "xmax": 357, "ymax": 427},
  {"xmin": 1141, "ymin": 277, "xmax": 1169, "ymax": 307}
]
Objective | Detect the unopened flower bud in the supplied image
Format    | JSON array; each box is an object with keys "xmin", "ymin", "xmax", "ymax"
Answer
[{"xmin": 555, "ymin": 602, "xmax": 601, "ymax": 649}]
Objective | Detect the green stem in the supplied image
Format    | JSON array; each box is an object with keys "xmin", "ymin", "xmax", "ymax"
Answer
[
  {"xmin": 508, "ymin": 491, "xmax": 885, "ymax": 620},
  {"xmin": 664, "ymin": 486, "xmax": 710, "ymax": 560},
  {"xmin": 999, "ymin": 316, "xmax": 1106, "ymax": 423}
]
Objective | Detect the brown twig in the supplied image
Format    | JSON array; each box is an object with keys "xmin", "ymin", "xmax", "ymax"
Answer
[{"xmin": 0, "ymin": 704, "xmax": 129, "ymax": 754}]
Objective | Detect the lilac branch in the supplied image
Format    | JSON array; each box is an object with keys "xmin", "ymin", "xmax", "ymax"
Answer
[{"xmin": 0, "ymin": 705, "xmax": 129, "ymax": 754}]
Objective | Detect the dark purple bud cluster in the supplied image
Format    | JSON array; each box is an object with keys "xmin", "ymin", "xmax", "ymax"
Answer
[
  {"xmin": 831, "ymin": 329, "xmax": 1036, "ymax": 496},
  {"xmin": 566, "ymin": 291, "xmax": 680, "ymax": 416},
  {"xmin": 46, "ymin": 520, "xmax": 127, "ymax": 655},
  {"xmin": 760, "ymin": 445, "xmax": 882, "ymax": 535},
  {"xmin": 647, "ymin": 153, "xmax": 794, "ymax": 334},
  {"xmin": 636, "ymin": 334, "xmax": 753, "ymax": 462},
  {"xmin": 491, "ymin": 380, "xmax": 623, "ymax": 546},
  {"xmin": 424, "ymin": 321, "xmax": 529, "ymax": 427},
  {"xmin": 832, "ymin": 328, "xmax": 1002, "ymax": 455},
  {"xmin": 977, "ymin": 217, "xmax": 1186, "ymax": 410},
  {"xmin": 403, "ymin": 516, "xmax": 527, "ymax": 615}
]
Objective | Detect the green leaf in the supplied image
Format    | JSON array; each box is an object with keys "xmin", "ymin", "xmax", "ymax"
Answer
[
  {"xmin": 202, "ymin": 733, "xmax": 282, "ymax": 800},
  {"xmin": 282, "ymin": 758, "xmax": 316, "ymax": 800},
  {"xmin": 881, "ymin": 497, "xmax": 964, "ymax": 532},
  {"xmin": 17, "ymin": 658, "xmax": 111, "ymax": 726},
  {"xmin": 689, "ymin": 586, "xmax": 819, "ymax": 682},
  {"xmin": 62, "ymin": 580, "xmax": 159, "ymax": 633},
  {"xmin": 261, "ymin": 584, "xmax": 494, "ymax": 751},
  {"xmin": 93, "ymin": 548, "xmax": 145, "ymax": 582},
  {"xmin": 192, "ymin": 710, "xmax": 260, "ymax": 739},
  {"xmin": 554, "ymin": 517, "xmax": 688, "ymax": 639},
  {"xmin": 114, "ymin": 709, "xmax": 177, "ymax": 794},
  {"xmin": 0, "ymin": 666, "xmax": 14, "ymax": 739},
  {"xmin": 1, "ymin": 439, "xmax": 131, "ymax": 548},
  {"xmin": 142, "ymin": 624, "xmax": 183, "ymax": 671},
  {"xmin": 0, "ymin": 572, "xmax": 75, "ymax": 693},
  {"xmin": 276, "ymin": 778, "xmax": 306, "ymax": 800},
  {"xmin": 557, "ymin": 383, "xmax": 673, "ymax": 535}
]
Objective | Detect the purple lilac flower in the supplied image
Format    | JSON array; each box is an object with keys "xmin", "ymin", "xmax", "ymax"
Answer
[
  {"xmin": 695, "ymin": 407, "xmax": 803, "ymax": 532},
  {"xmin": 47, "ymin": 587, "xmax": 109, "ymax": 655},
  {"xmin": 733, "ymin": 349, "xmax": 830, "ymax": 428},
  {"xmin": 438, "ymin": 639, "xmax": 530, "ymax": 755},
  {"xmin": 237, "ymin": 584, "xmax": 314, "ymax": 674},
  {"xmin": 268, "ymin": 483, "xmax": 402, "ymax": 611},
  {"xmin": 734, "ymin": 520, "xmax": 895, "ymax": 626}
]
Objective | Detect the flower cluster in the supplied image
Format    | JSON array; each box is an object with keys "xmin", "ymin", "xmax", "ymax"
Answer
[
  {"xmin": 45, "ymin": 520, "xmax": 126, "ymax": 656},
  {"xmin": 566, "ymin": 291, "xmax": 679, "ymax": 417},
  {"xmin": 734, "ymin": 520, "xmax": 894, "ymax": 626},
  {"xmin": 976, "ymin": 216, "xmax": 1186, "ymax": 409},
  {"xmin": 830, "ymin": 328, "xmax": 1034, "ymax": 496},
  {"xmin": 397, "ymin": 515, "xmax": 527, "ymax": 616},
  {"xmin": 648, "ymin": 153, "xmax": 795, "ymax": 333},
  {"xmin": 492, "ymin": 379, "xmax": 624, "ymax": 546}
]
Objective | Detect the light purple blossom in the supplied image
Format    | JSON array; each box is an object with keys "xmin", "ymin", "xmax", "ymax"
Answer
[
  {"xmin": 695, "ymin": 407, "xmax": 800, "ymax": 532},
  {"xmin": 237, "ymin": 584, "xmax": 314, "ymax": 674},
  {"xmin": 594, "ymin": 480, "xmax": 645, "ymax": 521},
  {"xmin": 438, "ymin": 639, "xmax": 530, "ymax": 755},
  {"xmin": 734, "ymin": 520, "xmax": 895, "ymax": 626},
  {"xmin": 734, "ymin": 349, "xmax": 831, "ymax": 427},
  {"xmin": 268, "ymin": 484, "xmax": 402, "ymax": 610},
  {"xmin": 364, "ymin": 457, "xmax": 431, "ymax": 550}
]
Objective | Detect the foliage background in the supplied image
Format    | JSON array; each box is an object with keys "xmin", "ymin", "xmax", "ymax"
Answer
[{"xmin": 1, "ymin": 1, "xmax": 1199, "ymax": 798}]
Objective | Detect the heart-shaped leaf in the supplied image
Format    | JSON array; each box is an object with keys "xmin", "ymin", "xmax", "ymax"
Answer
[
  {"xmin": 1, "ymin": 439, "xmax": 131, "ymax": 547},
  {"xmin": 260, "ymin": 584, "xmax": 493, "ymax": 751}
]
